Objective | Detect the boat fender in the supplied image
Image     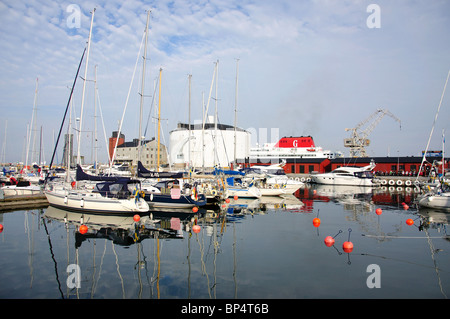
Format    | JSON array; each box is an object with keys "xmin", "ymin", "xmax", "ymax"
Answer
[
  {"xmin": 10, "ymin": 177, "xmax": 17, "ymax": 185},
  {"xmin": 211, "ymin": 189, "xmax": 217, "ymax": 196},
  {"xmin": 274, "ymin": 184, "xmax": 280, "ymax": 189},
  {"xmin": 71, "ymin": 181, "xmax": 76, "ymax": 189}
]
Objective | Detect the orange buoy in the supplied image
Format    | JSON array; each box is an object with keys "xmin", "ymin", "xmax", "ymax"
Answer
[
  {"xmin": 79, "ymin": 225, "xmax": 88, "ymax": 234},
  {"xmin": 406, "ymin": 218, "xmax": 414, "ymax": 226},
  {"xmin": 0, "ymin": 224, "xmax": 3, "ymax": 233},
  {"xmin": 312, "ymin": 217, "xmax": 321, "ymax": 227},
  {"xmin": 233, "ymin": 195, "xmax": 238, "ymax": 200},
  {"xmin": 403, "ymin": 204, "xmax": 409, "ymax": 210},
  {"xmin": 225, "ymin": 198, "xmax": 230, "ymax": 203},
  {"xmin": 343, "ymin": 228, "xmax": 353, "ymax": 253},
  {"xmin": 192, "ymin": 206, "xmax": 199, "ymax": 213},
  {"xmin": 192, "ymin": 224, "xmax": 201, "ymax": 233},
  {"xmin": 343, "ymin": 241, "xmax": 354, "ymax": 253},
  {"xmin": 324, "ymin": 236, "xmax": 335, "ymax": 247},
  {"xmin": 375, "ymin": 208, "xmax": 382, "ymax": 215},
  {"xmin": 133, "ymin": 214, "xmax": 140, "ymax": 222}
]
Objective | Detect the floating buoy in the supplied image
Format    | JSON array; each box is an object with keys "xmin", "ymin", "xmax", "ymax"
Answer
[
  {"xmin": 406, "ymin": 218, "xmax": 414, "ymax": 226},
  {"xmin": 375, "ymin": 208, "xmax": 382, "ymax": 215},
  {"xmin": 234, "ymin": 195, "xmax": 238, "ymax": 200},
  {"xmin": 225, "ymin": 198, "xmax": 230, "ymax": 203},
  {"xmin": 192, "ymin": 224, "xmax": 201, "ymax": 233},
  {"xmin": 324, "ymin": 230, "xmax": 342, "ymax": 247},
  {"xmin": 343, "ymin": 241, "xmax": 354, "ymax": 253},
  {"xmin": 324, "ymin": 236, "xmax": 335, "ymax": 247},
  {"xmin": 312, "ymin": 217, "xmax": 321, "ymax": 227},
  {"xmin": 403, "ymin": 204, "xmax": 409, "ymax": 210},
  {"xmin": 133, "ymin": 214, "xmax": 140, "ymax": 222},
  {"xmin": 79, "ymin": 225, "xmax": 88, "ymax": 234},
  {"xmin": 192, "ymin": 206, "xmax": 199, "ymax": 213},
  {"xmin": 343, "ymin": 228, "xmax": 353, "ymax": 253},
  {"xmin": 313, "ymin": 189, "xmax": 317, "ymax": 195},
  {"xmin": 0, "ymin": 224, "xmax": 3, "ymax": 233}
]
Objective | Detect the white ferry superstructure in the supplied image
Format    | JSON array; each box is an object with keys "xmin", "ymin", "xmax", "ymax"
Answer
[{"xmin": 248, "ymin": 136, "xmax": 338, "ymax": 161}]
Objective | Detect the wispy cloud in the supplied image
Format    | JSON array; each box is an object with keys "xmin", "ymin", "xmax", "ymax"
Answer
[{"xmin": 0, "ymin": 0, "xmax": 449, "ymax": 163}]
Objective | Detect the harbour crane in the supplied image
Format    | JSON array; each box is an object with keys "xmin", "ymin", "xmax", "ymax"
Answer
[{"xmin": 344, "ymin": 108, "xmax": 401, "ymax": 157}]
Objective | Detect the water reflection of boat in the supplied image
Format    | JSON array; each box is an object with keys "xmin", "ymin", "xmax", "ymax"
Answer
[
  {"xmin": 43, "ymin": 206, "xmax": 195, "ymax": 248},
  {"xmin": 418, "ymin": 208, "xmax": 450, "ymax": 226}
]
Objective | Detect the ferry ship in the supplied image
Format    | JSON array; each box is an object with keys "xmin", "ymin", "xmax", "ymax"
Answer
[{"xmin": 248, "ymin": 136, "xmax": 338, "ymax": 162}]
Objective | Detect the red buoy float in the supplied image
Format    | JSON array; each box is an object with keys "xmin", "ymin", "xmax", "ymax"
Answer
[
  {"xmin": 0, "ymin": 224, "xmax": 3, "ymax": 233},
  {"xmin": 193, "ymin": 224, "xmax": 201, "ymax": 233},
  {"xmin": 343, "ymin": 241, "xmax": 354, "ymax": 253},
  {"xmin": 406, "ymin": 218, "xmax": 414, "ymax": 226},
  {"xmin": 79, "ymin": 225, "xmax": 88, "ymax": 234},
  {"xmin": 375, "ymin": 208, "xmax": 382, "ymax": 215},
  {"xmin": 312, "ymin": 217, "xmax": 321, "ymax": 227},
  {"xmin": 192, "ymin": 206, "xmax": 199, "ymax": 213},
  {"xmin": 133, "ymin": 214, "xmax": 140, "ymax": 222},
  {"xmin": 324, "ymin": 236, "xmax": 335, "ymax": 247},
  {"xmin": 343, "ymin": 228, "xmax": 353, "ymax": 253},
  {"xmin": 233, "ymin": 195, "xmax": 238, "ymax": 200}
]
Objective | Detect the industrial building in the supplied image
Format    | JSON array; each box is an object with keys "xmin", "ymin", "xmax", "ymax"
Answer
[
  {"xmin": 169, "ymin": 117, "xmax": 251, "ymax": 169},
  {"xmin": 108, "ymin": 131, "xmax": 168, "ymax": 168}
]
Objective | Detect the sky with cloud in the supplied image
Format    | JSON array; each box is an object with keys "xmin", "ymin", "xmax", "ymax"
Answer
[{"xmin": 0, "ymin": 0, "xmax": 449, "ymax": 165}]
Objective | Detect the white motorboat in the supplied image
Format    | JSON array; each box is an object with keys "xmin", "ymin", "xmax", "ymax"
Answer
[
  {"xmin": 309, "ymin": 161, "xmax": 376, "ymax": 187},
  {"xmin": 418, "ymin": 192, "xmax": 450, "ymax": 210},
  {"xmin": 227, "ymin": 185, "xmax": 262, "ymax": 199},
  {"xmin": 247, "ymin": 163, "xmax": 304, "ymax": 193}
]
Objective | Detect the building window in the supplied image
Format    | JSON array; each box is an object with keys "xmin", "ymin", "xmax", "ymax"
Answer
[
  {"xmin": 291, "ymin": 165, "xmax": 295, "ymax": 173},
  {"xmin": 299, "ymin": 165, "xmax": 305, "ymax": 174},
  {"xmin": 309, "ymin": 165, "xmax": 314, "ymax": 173}
]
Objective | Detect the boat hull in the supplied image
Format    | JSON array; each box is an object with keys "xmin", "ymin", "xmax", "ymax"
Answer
[
  {"xmin": 144, "ymin": 193, "xmax": 207, "ymax": 209},
  {"xmin": 418, "ymin": 193, "xmax": 450, "ymax": 210},
  {"xmin": 44, "ymin": 190, "xmax": 149, "ymax": 214},
  {"xmin": 310, "ymin": 174, "xmax": 374, "ymax": 187},
  {"xmin": 228, "ymin": 186, "xmax": 262, "ymax": 198}
]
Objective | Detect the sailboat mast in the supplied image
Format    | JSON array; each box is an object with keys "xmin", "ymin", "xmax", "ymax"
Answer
[
  {"xmin": 416, "ymin": 69, "xmax": 450, "ymax": 181},
  {"xmin": 188, "ymin": 74, "xmax": 192, "ymax": 169},
  {"xmin": 94, "ymin": 65, "xmax": 98, "ymax": 173},
  {"xmin": 76, "ymin": 8, "xmax": 95, "ymax": 166},
  {"xmin": 234, "ymin": 59, "xmax": 239, "ymax": 167},
  {"xmin": 214, "ymin": 60, "xmax": 219, "ymax": 167},
  {"xmin": 138, "ymin": 10, "xmax": 151, "ymax": 164},
  {"xmin": 26, "ymin": 78, "xmax": 39, "ymax": 170},
  {"xmin": 157, "ymin": 68, "xmax": 162, "ymax": 172}
]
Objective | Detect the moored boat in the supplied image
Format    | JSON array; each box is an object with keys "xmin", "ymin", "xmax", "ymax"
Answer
[{"xmin": 309, "ymin": 161, "xmax": 376, "ymax": 187}]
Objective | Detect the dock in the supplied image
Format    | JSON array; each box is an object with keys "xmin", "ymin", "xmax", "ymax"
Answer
[
  {"xmin": 0, "ymin": 192, "xmax": 49, "ymax": 212},
  {"xmin": 288, "ymin": 173, "xmax": 428, "ymax": 188}
]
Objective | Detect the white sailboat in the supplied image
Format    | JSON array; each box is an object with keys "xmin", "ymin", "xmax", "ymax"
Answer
[
  {"xmin": 417, "ymin": 70, "xmax": 450, "ymax": 211},
  {"xmin": 44, "ymin": 9, "xmax": 149, "ymax": 214}
]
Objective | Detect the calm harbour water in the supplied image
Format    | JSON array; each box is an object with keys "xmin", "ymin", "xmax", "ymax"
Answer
[{"xmin": 1, "ymin": 185, "xmax": 449, "ymax": 300}]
